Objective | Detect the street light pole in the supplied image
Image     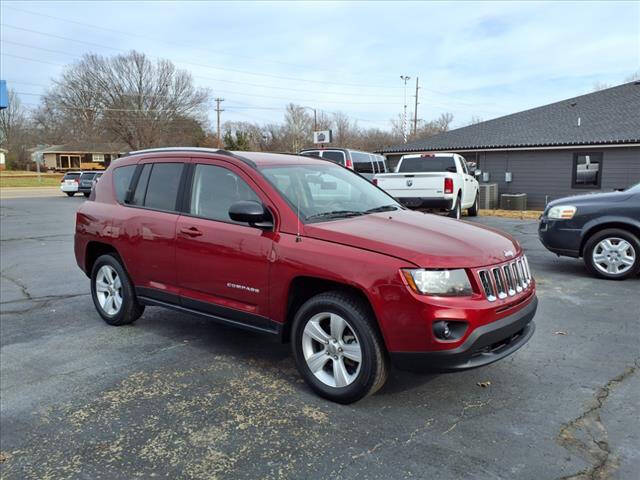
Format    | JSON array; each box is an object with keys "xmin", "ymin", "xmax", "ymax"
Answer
[{"xmin": 400, "ymin": 75, "xmax": 411, "ymax": 143}]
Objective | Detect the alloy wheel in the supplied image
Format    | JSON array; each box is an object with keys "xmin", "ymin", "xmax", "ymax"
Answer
[
  {"xmin": 301, "ymin": 312, "xmax": 362, "ymax": 388},
  {"xmin": 592, "ymin": 237, "xmax": 636, "ymax": 275},
  {"xmin": 95, "ymin": 265, "xmax": 123, "ymax": 315}
]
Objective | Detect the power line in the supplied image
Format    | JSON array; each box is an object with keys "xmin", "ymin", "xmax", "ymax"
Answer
[
  {"xmin": 4, "ymin": 4, "xmax": 398, "ymax": 79},
  {"xmin": 3, "ymin": 40, "xmax": 405, "ymax": 98},
  {"xmin": 1, "ymin": 23, "xmax": 404, "ymax": 90}
]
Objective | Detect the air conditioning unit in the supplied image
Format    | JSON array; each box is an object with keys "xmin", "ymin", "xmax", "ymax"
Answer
[
  {"xmin": 479, "ymin": 183, "xmax": 499, "ymax": 209},
  {"xmin": 500, "ymin": 193, "xmax": 527, "ymax": 210}
]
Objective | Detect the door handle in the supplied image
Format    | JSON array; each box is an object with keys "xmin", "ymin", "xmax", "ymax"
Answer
[{"xmin": 180, "ymin": 226, "xmax": 203, "ymax": 237}]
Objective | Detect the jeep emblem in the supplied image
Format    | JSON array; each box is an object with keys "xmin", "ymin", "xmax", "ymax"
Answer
[{"xmin": 406, "ymin": 179, "xmax": 413, "ymax": 187}]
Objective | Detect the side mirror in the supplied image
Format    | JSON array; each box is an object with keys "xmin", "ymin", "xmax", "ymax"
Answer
[
  {"xmin": 228, "ymin": 200, "xmax": 273, "ymax": 228},
  {"xmin": 474, "ymin": 170, "xmax": 482, "ymax": 177}
]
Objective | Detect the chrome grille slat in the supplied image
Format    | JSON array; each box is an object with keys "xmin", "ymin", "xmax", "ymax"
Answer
[
  {"xmin": 512, "ymin": 262, "xmax": 523, "ymax": 292},
  {"xmin": 503, "ymin": 265, "xmax": 516, "ymax": 296},
  {"xmin": 492, "ymin": 267, "xmax": 507, "ymax": 299},
  {"xmin": 478, "ymin": 270, "xmax": 496, "ymax": 301}
]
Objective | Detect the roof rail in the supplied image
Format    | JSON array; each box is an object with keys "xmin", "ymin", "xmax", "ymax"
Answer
[{"xmin": 123, "ymin": 147, "xmax": 256, "ymax": 168}]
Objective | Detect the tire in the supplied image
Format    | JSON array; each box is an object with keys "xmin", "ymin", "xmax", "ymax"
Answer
[
  {"xmin": 291, "ymin": 291, "xmax": 389, "ymax": 404},
  {"xmin": 66, "ymin": 192, "xmax": 75, "ymax": 197},
  {"xmin": 83, "ymin": 192, "xmax": 90, "ymax": 197},
  {"xmin": 90, "ymin": 254, "xmax": 145, "ymax": 325},
  {"xmin": 583, "ymin": 229, "xmax": 640, "ymax": 280},
  {"xmin": 448, "ymin": 195, "xmax": 461, "ymax": 219},
  {"xmin": 468, "ymin": 194, "xmax": 479, "ymax": 217}
]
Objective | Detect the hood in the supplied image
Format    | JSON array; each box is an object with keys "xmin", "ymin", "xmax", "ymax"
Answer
[
  {"xmin": 547, "ymin": 190, "xmax": 633, "ymax": 208},
  {"xmin": 304, "ymin": 209, "xmax": 520, "ymax": 268}
]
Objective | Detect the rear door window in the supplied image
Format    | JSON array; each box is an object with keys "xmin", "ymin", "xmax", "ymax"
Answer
[
  {"xmin": 397, "ymin": 156, "xmax": 456, "ymax": 173},
  {"xmin": 113, "ymin": 165, "xmax": 136, "ymax": 203},
  {"xmin": 320, "ymin": 151, "xmax": 346, "ymax": 166},
  {"xmin": 143, "ymin": 163, "xmax": 184, "ymax": 212}
]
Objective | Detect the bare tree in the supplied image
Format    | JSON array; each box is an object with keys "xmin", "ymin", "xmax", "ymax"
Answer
[
  {"xmin": 468, "ymin": 116, "xmax": 483, "ymax": 125},
  {"xmin": 625, "ymin": 70, "xmax": 640, "ymax": 82},
  {"xmin": 282, "ymin": 103, "xmax": 312, "ymax": 152},
  {"xmin": 40, "ymin": 51, "xmax": 210, "ymax": 149},
  {"xmin": 1, "ymin": 90, "xmax": 24, "ymax": 144},
  {"xmin": 0, "ymin": 90, "xmax": 33, "ymax": 169}
]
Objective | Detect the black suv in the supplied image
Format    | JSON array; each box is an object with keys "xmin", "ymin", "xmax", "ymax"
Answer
[
  {"xmin": 78, "ymin": 171, "xmax": 102, "ymax": 197},
  {"xmin": 539, "ymin": 183, "xmax": 640, "ymax": 279}
]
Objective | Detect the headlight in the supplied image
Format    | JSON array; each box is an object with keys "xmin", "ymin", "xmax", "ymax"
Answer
[
  {"xmin": 547, "ymin": 205, "xmax": 576, "ymax": 219},
  {"xmin": 402, "ymin": 269, "xmax": 473, "ymax": 296}
]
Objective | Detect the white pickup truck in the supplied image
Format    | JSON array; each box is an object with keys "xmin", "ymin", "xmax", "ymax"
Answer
[{"xmin": 374, "ymin": 153, "xmax": 479, "ymax": 219}]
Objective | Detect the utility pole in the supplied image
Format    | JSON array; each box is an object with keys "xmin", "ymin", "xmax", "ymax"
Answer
[
  {"xmin": 400, "ymin": 75, "xmax": 411, "ymax": 143},
  {"xmin": 214, "ymin": 98, "xmax": 224, "ymax": 147},
  {"xmin": 413, "ymin": 77, "xmax": 420, "ymax": 137}
]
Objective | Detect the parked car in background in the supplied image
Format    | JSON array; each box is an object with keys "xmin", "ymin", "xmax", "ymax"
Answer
[
  {"xmin": 75, "ymin": 148, "xmax": 536, "ymax": 404},
  {"xmin": 539, "ymin": 183, "xmax": 640, "ymax": 279},
  {"xmin": 92, "ymin": 172, "xmax": 104, "ymax": 188},
  {"xmin": 60, "ymin": 171, "xmax": 82, "ymax": 197},
  {"xmin": 374, "ymin": 153, "xmax": 479, "ymax": 219},
  {"xmin": 299, "ymin": 148, "xmax": 387, "ymax": 181},
  {"xmin": 78, "ymin": 171, "xmax": 103, "ymax": 197}
]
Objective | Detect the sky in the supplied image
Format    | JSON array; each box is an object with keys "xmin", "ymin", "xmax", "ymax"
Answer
[{"xmin": 1, "ymin": 0, "xmax": 639, "ymax": 131}]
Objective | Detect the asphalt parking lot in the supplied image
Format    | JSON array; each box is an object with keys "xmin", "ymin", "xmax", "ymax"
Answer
[{"xmin": 1, "ymin": 193, "xmax": 638, "ymax": 480}]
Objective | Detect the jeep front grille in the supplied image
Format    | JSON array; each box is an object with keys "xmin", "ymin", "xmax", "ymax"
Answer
[{"xmin": 477, "ymin": 255, "xmax": 532, "ymax": 301}]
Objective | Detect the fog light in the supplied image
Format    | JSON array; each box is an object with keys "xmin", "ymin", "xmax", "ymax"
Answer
[{"xmin": 433, "ymin": 321, "xmax": 452, "ymax": 340}]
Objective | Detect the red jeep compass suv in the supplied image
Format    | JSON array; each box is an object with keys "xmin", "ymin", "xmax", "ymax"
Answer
[{"xmin": 75, "ymin": 148, "xmax": 537, "ymax": 403}]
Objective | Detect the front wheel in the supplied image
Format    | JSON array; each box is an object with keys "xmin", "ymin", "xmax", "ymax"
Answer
[
  {"xmin": 83, "ymin": 192, "xmax": 90, "ymax": 197},
  {"xmin": 448, "ymin": 197, "xmax": 461, "ymax": 219},
  {"xmin": 583, "ymin": 229, "xmax": 640, "ymax": 280},
  {"xmin": 468, "ymin": 194, "xmax": 479, "ymax": 217},
  {"xmin": 291, "ymin": 292, "xmax": 388, "ymax": 404},
  {"xmin": 91, "ymin": 254, "xmax": 145, "ymax": 325}
]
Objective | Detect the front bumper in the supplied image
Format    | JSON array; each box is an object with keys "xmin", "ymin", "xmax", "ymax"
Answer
[
  {"xmin": 538, "ymin": 217, "xmax": 581, "ymax": 257},
  {"xmin": 390, "ymin": 295, "xmax": 537, "ymax": 372},
  {"xmin": 396, "ymin": 197, "xmax": 454, "ymax": 210}
]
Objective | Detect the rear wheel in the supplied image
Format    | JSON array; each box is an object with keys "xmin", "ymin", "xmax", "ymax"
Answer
[
  {"xmin": 291, "ymin": 291, "xmax": 388, "ymax": 404},
  {"xmin": 468, "ymin": 194, "xmax": 479, "ymax": 217},
  {"xmin": 448, "ymin": 196, "xmax": 461, "ymax": 219},
  {"xmin": 583, "ymin": 229, "xmax": 640, "ymax": 280},
  {"xmin": 83, "ymin": 192, "xmax": 90, "ymax": 197},
  {"xmin": 66, "ymin": 192, "xmax": 75, "ymax": 197},
  {"xmin": 91, "ymin": 254, "xmax": 144, "ymax": 325}
]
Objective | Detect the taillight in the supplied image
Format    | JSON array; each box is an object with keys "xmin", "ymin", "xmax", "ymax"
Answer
[
  {"xmin": 444, "ymin": 178, "xmax": 454, "ymax": 194},
  {"xmin": 372, "ymin": 178, "xmax": 378, "ymax": 186},
  {"xmin": 345, "ymin": 157, "xmax": 353, "ymax": 169},
  {"xmin": 74, "ymin": 179, "xmax": 79, "ymax": 183}
]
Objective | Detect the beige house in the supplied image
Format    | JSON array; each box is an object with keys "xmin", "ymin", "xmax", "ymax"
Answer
[
  {"xmin": 0, "ymin": 148, "xmax": 7, "ymax": 170},
  {"xmin": 39, "ymin": 143, "xmax": 128, "ymax": 171}
]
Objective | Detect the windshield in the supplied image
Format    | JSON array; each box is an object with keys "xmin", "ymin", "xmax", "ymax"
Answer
[
  {"xmin": 398, "ymin": 156, "xmax": 456, "ymax": 173},
  {"xmin": 260, "ymin": 164, "xmax": 401, "ymax": 222}
]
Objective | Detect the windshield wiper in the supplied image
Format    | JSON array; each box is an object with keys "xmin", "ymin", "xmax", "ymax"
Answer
[
  {"xmin": 306, "ymin": 210, "xmax": 364, "ymax": 221},
  {"xmin": 363, "ymin": 204, "xmax": 400, "ymax": 214}
]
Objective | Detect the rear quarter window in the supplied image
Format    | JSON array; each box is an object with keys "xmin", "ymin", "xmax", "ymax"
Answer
[
  {"xmin": 113, "ymin": 165, "xmax": 136, "ymax": 203},
  {"xmin": 398, "ymin": 156, "xmax": 456, "ymax": 173}
]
